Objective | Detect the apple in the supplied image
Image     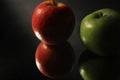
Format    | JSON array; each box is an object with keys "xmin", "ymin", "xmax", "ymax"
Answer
[
  {"xmin": 35, "ymin": 41, "xmax": 75, "ymax": 79},
  {"xmin": 80, "ymin": 8, "xmax": 120, "ymax": 56},
  {"xmin": 32, "ymin": 0, "xmax": 75, "ymax": 45},
  {"xmin": 79, "ymin": 50, "xmax": 120, "ymax": 80}
]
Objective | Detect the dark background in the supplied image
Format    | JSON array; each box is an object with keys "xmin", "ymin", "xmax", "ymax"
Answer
[{"xmin": 0, "ymin": 0, "xmax": 120, "ymax": 80}]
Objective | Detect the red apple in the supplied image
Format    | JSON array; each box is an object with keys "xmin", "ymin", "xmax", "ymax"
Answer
[
  {"xmin": 32, "ymin": 0, "xmax": 75, "ymax": 45},
  {"xmin": 35, "ymin": 41, "xmax": 75, "ymax": 79}
]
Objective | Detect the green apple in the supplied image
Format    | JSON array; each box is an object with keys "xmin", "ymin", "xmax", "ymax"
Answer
[
  {"xmin": 80, "ymin": 8, "xmax": 120, "ymax": 56},
  {"xmin": 79, "ymin": 57, "xmax": 120, "ymax": 80}
]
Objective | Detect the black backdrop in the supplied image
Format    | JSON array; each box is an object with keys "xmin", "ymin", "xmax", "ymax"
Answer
[{"xmin": 0, "ymin": 0, "xmax": 120, "ymax": 80}]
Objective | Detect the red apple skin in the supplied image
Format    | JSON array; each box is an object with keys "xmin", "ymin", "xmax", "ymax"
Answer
[
  {"xmin": 32, "ymin": 0, "xmax": 75, "ymax": 45},
  {"xmin": 35, "ymin": 41, "xmax": 75, "ymax": 79}
]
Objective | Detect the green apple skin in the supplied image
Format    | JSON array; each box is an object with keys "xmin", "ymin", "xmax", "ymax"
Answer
[
  {"xmin": 79, "ymin": 57, "xmax": 120, "ymax": 80},
  {"xmin": 80, "ymin": 59, "xmax": 104, "ymax": 80},
  {"xmin": 80, "ymin": 8, "xmax": 120, "ymax": 56}
]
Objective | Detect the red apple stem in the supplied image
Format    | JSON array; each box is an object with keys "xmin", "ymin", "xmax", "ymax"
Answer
[
  {"xmin": 46, "ymin": 0, "xmax": 57, "ymax": 6},
  {"xmin": 51, "ymin": 0, "xmax": 57, "ymax": 6}
]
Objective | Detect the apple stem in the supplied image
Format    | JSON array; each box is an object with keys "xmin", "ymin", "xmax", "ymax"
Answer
[
  {"xmin": 51, "ymin": 0, "xmax": 57, "ymax": 6},
  {"xmin": 46, "ymin": 0, "xmax": 57, "ymax": 6}
]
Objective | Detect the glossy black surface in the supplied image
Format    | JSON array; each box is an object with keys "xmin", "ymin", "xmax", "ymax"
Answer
[{"xmin": 0, "ymin": 0, "xmax": 120, "ymax": 80}]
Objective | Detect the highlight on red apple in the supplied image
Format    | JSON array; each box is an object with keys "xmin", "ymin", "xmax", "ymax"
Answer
[{"xmin": 32, "ymin": 0, "xmax": 75, "ymax": 45}]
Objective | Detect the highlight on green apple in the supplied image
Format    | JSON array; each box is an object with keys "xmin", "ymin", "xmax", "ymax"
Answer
[{"xmin": 79, "ymin": 8, "xmax": 120, "ymax": 56}]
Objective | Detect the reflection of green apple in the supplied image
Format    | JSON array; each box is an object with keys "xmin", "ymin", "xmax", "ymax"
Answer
[
  {"xmin": 80, "ymin": 8, "xmax": 120, "ymax": 56},
  {"xmin": 79, "ymin": 57, "xmax": 120, "ymax": 80}
]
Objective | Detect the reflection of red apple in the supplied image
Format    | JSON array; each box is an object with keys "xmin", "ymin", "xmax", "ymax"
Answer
[
  {"xmin": 35, "ymin": 41, "xmax": 75, "ymax": 79},
  {"xmin": 32, "ymin": 0, "xmax": 75, "ymax": 45}
]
